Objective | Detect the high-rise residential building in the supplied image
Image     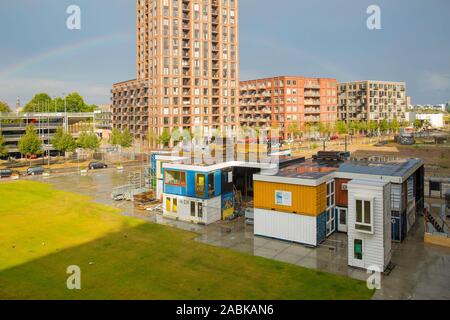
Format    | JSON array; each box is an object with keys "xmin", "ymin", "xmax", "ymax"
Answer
[
  {"xmin": 239, "ymin": 76, "xmax": 338, "ymax": 140},
  {"xmin": 112, "ymin": 0, "xmax": 240, "ymax": 147},
  {"xmin": 338, "ymin": 81, "xmax": 407, "ymax": 123},
  {"xmin": 406, "ymin": 96, "xmax": 412, "ymax": 109}
]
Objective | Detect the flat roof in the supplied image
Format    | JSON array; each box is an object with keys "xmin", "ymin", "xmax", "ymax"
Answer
[
  {"xmin": 338, "ymin": 158, "xmax": 422, "ymax": 177},
  {"xmin": 274, "ymin": 159, "xmax": 339, "ymax": 180},
  {"xmin": 254, "ymin": 156, "xmax": 423, "ymax": 186},
  {"xmin": 162, "ymin": 160, "xmax": 278, "ymax": 173}
]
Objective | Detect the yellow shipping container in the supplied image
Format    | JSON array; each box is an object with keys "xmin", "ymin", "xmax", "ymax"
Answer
[{"xmin": 254, "ymin": 181, "xmax": 326, "ymax": 216}]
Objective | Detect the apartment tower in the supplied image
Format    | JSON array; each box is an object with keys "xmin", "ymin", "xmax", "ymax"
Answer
[
  {"xmin": 112, "ymin": 0, "xmax": 239, "ymax": 146},
  {"xmin": 338, "ymin": 81, "xmax": 407, "ymax": 123},
  {"xmin": 239, "ymin": 76, "xmax": 338, "ymax": 140}
]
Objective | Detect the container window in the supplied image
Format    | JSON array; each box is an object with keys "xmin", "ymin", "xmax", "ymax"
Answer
[
  {"xmin": 198, "ymin": 203, "xmax": 203, "ymax": 218},
  {"xmin": 208, "ymin": 172, "xmax": 215, "ymax": 196},
  {"xmin": 354, "ymin": 239, "xmax": 363, "ymax": 260},
  {"xmin": 339, "ymin": 208, "xmax": 347, "ymax": 224},
  {"xmin": 173, "ymin": 198, "xmax": 178, "ymax": 213},
  {"xmin": 165, "ymin": 170, "xmax": 186, "ymax": 186},
  {"xmin": 355, "ymin": 199, "xmax": 373, "ymax": 234},
  {"xmin": 196, "ymin": 174, "xmax": 206, "ymax": 196},
  {"xmin": 191, "ymin": 201, "xmax": 196, "ymax": 217},
  {"xmin": 356, "ymin": 200, "xmax": 362, "ymax": 222}
]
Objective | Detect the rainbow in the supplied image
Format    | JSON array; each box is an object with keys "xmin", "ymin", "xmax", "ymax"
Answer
[{"xmin": 0, "ymin": 32, "xmax": 133, "ymax": 77}]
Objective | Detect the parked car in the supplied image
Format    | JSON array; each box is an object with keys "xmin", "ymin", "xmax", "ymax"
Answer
[
  {"xmin": 0, "ymin": 169, "xmax": 15, "ymax": 178},
  {"xmin": 26, "ymin": 166, "xmax": 45, "ymax": 176},
  {"xmin": 88, "ymin": 162, "xmax": 108, "ymax": 170},
  {"xmin": 330, "ymin": 135, "xmax": 339, "ymax": 141}
]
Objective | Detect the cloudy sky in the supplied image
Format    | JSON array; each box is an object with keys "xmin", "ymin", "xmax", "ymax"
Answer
[{"xmin": 0, "ymin": 0, "xmax": 449, "ymax": 108}]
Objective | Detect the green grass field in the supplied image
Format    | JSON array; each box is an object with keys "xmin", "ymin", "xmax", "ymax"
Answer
[{"xmin": 0, "ymin": 181, "xmax": 374, "ymax": 300}]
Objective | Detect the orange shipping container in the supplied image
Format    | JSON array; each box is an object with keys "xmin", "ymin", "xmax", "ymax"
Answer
[{"xmin": 254, "ymin": 181, "xmax": 326, "ymax": 216}]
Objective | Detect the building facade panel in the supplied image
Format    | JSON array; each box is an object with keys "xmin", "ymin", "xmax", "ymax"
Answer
[
  {"xmin": 239, "ymin": 76, "xmax": 338, "ymax": 140},
  {"xmin": 338, "ymin": 80, "xmax": 407, "ymax": 124}
]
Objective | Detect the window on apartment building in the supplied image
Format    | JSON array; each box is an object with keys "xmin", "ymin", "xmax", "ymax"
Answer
[
  {"xmin": 355, "ymin": 199, "xmax": 373, "ymax": 233},
  {"xmin": 165, "ymin": 170, "xmax": 186, "ymax": 186}
]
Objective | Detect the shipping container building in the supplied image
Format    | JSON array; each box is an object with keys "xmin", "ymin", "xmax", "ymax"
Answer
[{"xmin": 252, "ymin": 157, "xmax": 424, "ymax": 270}]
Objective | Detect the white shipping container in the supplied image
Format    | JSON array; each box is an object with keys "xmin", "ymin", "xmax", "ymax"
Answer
[
  {"xmin": 254, "ymin": 209, "xmax": 317, "ymax": 246},
  {"xmin": 163, "ymin": 194, "xmax": 222, "ymax": 225}
]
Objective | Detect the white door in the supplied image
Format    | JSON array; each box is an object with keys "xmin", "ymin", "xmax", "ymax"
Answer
[
  {"xmin": 353, "ymin": 238, "xmax": 365, "ymax": 268},
  {"xmin": 337, "ymin": 207, "xmax": 348, "ymax": 233}
]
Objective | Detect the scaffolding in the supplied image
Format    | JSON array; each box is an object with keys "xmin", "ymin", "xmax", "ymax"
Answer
[{"xmin": 111, "ymin": 167, "xmax": 154, "ymax": 201}]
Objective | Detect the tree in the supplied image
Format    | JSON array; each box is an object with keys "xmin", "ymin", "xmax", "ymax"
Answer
[
  {"xmin": 391, "ymin": 118, "xmax": 400, "ymax": 134},
  {"xmin": 335, "ymin": 121, "xmax": 349, "ymax": 135},
  {"xmin": 110, "ymin": 128, "xmax": 122, "ymax": 147},
  {"xmin": 18, "ymin": 126, "xmax": 42, "ymax": 159},
  {"xmin": 325, "ymin": 122, "xmax": 333, "ymax": 136},
  {"xmin": 368, "ymin": 120, "xmax": 378, "ymax": 134},
  {"xmin": 287, "ymin": 123, "xmax": 301, "ymax": 139},
  {"xmin": 64, "ymin": 92, "xmax": 96, "ymax": 113},
  {"xmin": 52, "ymin": 128, "xmax": 76, "ymax": 157},
  {"xmin": 379, "ymin": 119, "xmax": 389, "ymax": 135},
  {"xmin": 158, "ymin": 128, "xmax": 171, "ymax": 147},
  {"xmin": 0, "ymin": 134, "xmax": 8, "ymax": 158},
  {"xmin": 23, "ymin": 93, "xmax": 52, "ymax": 112},
  {"xmin": 318, "ymin": 122, "xmax": 327, "ymax": 137},
  {"xmin": 358, "ymin": 121, "xmax": 368, "ymax": 134},
  {"xmin": 413, "ymin": 119, "xmax": 423, "ymax": 130},
  {"xmin": 0, "ymin": 101, "xmax": 11, "ymax": 113},
  {"xmin": 120, "ymin": 128, "xmax": 133, "ymax": 148},
  {"xmin": 23, "ymin": 92, "xmax": 97, "ymax": 113},
  {"xmin": 77, "ymin": 131, "xmax": 100, "ymax": 151},
  {"xmin": 400, "ymin": 120, "xmax": 410, "ymax": 128},
  {"xmin": 171, "ymin": 128, "xmax": 181, "ymax": 143}
]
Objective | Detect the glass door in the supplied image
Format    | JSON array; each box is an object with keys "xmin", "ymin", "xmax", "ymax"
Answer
[
  {"xmin": 326, "ymin": 180, "xmax": 336, "ymax": 236},
  {"xmin": 337, "ymin": 207, "xmax": 348, "ymax": 233}
]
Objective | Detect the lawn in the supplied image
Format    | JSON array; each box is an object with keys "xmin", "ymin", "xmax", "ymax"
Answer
[{"xmin": 0, "ymin": 181, "xmax": 374, "ymax": 300}]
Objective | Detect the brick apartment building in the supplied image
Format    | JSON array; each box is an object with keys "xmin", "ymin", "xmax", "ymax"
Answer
[
  {"xmin": 112, "ymin": 0, "xmax": 240, "ymax": 146},
  {"xmin": 239, "ymin": 76, "xmax": 338, "ymax": 140}
]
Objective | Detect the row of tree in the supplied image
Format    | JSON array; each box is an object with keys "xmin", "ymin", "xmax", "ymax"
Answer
[
  {"xmin": 0, "ymin": 93, "xmax": 97, "ymax": 114},
  {"xmin": 14, "ymin": 126, "xmax": 101, "ymax": 159},
  {"xmin": 0, "ymin": 101, "xmax": 11, "ymax": 113},
  {"xmin": 287, "ymin": 119, "xmax": 409, "ymax": 138},
  {"xmin": 153, "ymin": 118, "xmax": 409, "ymax": 148},
  {"xmin": 23, "ymin": 92, "xmax": 97, "ymax": 113}
]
